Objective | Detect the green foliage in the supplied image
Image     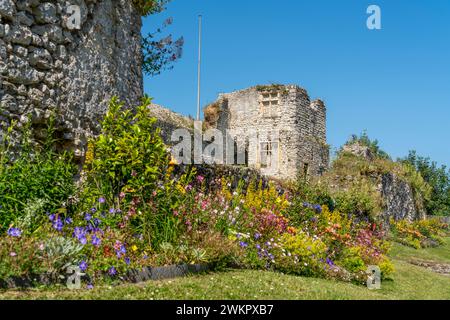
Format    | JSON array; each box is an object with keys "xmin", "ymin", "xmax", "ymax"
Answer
[
  {"xmin": 83, "ymin": 96, "xmax": 169, "ymax": 202},
  {"xmin": 276, "ymin": 232, "xmax": 328, "ymax": 277},
  {"xmin": 41, "ymin": 236, "xmax": 84, "ymax": 274},
  {"xmin": 400, "ymin": 151, "xmax": 450, "ymax": 216},
  {"xmin": 344, "ymin": 131, "xmax": 391, "ymax": 160},
  {"xmin": 81, "ymin": 96, "xmax": 189, "ymax": 249},
  {"xmin": 0, "ymin": 118, "xmax": 77, "ymax": 233},
  {"xmin": 390, "ymin": 218, "xmax": 449, "ymax": 249},
  {"xmin": 133, "ymin": 0, "xmax": 170, "ymax": 16},
  {"xmin": 333, "ymin": 182, "xmax": 381, "ymax": 219}
]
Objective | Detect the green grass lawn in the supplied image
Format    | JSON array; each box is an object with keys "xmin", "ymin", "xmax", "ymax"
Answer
[{"xmin": 1, "ymin": 239, "xmax": 450, "ymax": 300}]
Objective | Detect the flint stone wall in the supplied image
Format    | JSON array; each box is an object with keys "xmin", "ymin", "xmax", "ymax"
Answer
[{"xmin": 0, "ymin": 0, "xmax": 143, "ymax": 158}]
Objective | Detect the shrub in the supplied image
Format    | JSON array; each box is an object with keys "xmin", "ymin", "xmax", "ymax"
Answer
[
  {"xmin": 80, "ymin": 97, "xmax": 189, "ymax": 249},
  {"xmin": 0, "ymin": 118, "xmax": 77, "ymax": 233},
  {"xmin": 400, "ymin": 151, "xmax": 450, "ymax": 216},
  {"xmin": 390, "ymin": 218, "xmax": 448, "ymax": 248}
]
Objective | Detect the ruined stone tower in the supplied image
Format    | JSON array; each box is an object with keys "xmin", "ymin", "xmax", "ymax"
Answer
[
  {"xmin": 204, "ymin": 84, "xmax": 329, "ymax": 180},
  {"xmin": 0, "ymin": 0, "xmax": 143, "ymax": 158}
]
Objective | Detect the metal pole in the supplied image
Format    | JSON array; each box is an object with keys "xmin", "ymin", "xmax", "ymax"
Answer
[{"xmin": 196, "ymin": 15, "xmax": 202, "ymax": 121}]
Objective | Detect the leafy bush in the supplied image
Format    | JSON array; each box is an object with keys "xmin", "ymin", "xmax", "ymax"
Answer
[
  {"xmin": 400, "ymin": 151, "xmax": 450, "ymax": 216},
  {"xmin": 0, "ymin": 118, "xmax": 77, "ymax": 233},
  {"xmin": 390, "ymin": 218, "xmax": 449, "ymax": 248}
]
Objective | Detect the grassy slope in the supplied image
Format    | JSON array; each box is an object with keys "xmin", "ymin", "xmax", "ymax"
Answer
[{"xmin": 1, "ymin": 239, "xmax": 450, "ymax": 300}]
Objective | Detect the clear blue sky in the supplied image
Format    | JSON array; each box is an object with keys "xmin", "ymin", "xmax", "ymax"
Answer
[{"xmin": 142, "ymin": 0, "xmax": 450, "ymax": 168}]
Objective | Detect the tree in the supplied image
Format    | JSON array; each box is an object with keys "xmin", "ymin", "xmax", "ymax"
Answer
[
  {"xmin": 400, "ymin": 151, "xmax": 450, "ymax": 216},
  {"xmin": 136, "ymin": 0, "xmax": 184, "ymax": 77}
]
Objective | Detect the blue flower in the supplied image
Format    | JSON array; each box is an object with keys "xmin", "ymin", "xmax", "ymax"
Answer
[
  {"xmin": 125, "ymin": 257, "xmax": 131, "ymax": 265},
  {"xmin": 87, "ymin": 283, "xmax": 94, "ymax": 290},
  {"xmin": 303, "ymin": 202, "xmax": 311, "ymax": 208},
  {"xmin": 109, "ymin": 208, "xmax": 115, "ymax": 214},
  {"xmin": 99, "ymin": 197, "xmax": 106, "ymax": 204},
  {"xmin": 90, "ymin": 208, "xmax": 97, "ymax": 213},
  {"xmin": 79, "ymin": 261, "xmax": 88, "ymax": 272},
  {"xmin": 64, "ymin": 217, "xmax": 73, "ymax": 225},
  {"xmin": 313, "ymin": 204, "xmax": 322, "ymax": 213},
  {"xmin": 326, "ymin": 258, "xmax": 335, "ymax": 267},
  {"xmin": 85, "ymin": 213, "xmax": 92, "ymax": 221},
  {"xmin": 91, "ymin": 235, "xmax": 101, "ymax": 247},
  {"xmin": 73, "ymin": 227, "xmax": 87, "ymax": 245},
  {"xmin": 52, "ymin": 218, "xmax": 64, "ymax": 232},
  {"xmin": 108, "ymin": 266, "xmax": 117, "ymax": 276},
  {"xmin": 93, "ymin": 218, "xmax": 101, "ymax": 227},
  {"xmin": 239, "ymin": 241, "xmax": 248, "ymax": 248},
  {"xmin": 7, "ymin": 227, "xmax": 22, "ymax": 237},
  {"xmin": 254, "ymin": 233, "xmax": 261, "ymax": 240},
  {"xmin": 48, "ymin": 214, "xmax": 56, "ymax": 222},
  {"xmin": 116, "ymin": 245, "xmax": 126, "ymax": 258}
]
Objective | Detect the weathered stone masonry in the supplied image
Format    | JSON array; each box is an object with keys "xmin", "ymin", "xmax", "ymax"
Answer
[
  {"xmin": 204, "ymin": 85, "xmax": 329, "ymax": 180},
  {"xmin": 0, "ymin": 0, "xmax": 143, "ymax": 158}
]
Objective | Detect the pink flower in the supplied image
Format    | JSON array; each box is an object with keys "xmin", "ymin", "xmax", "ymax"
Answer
[
  {"xmin": 10, "ymin": 252, "xmax": 17, "ymax": 257},
  {"xmin": 196, "ymin": 175, "xmax": 205, "ymax": 183}
]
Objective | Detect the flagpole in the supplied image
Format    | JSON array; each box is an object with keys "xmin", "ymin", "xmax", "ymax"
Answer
[{"xmin": 196, "ymin": 15, "xmax": 202, "ymax": 121}]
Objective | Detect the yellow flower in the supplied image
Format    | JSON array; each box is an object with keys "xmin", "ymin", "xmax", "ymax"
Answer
[
  {"xmin": 132, "ymin": 245, "xmax": 138, "ymax": 252},
  {"xmin": 169, "ymin": 156, "xmax": 178, "ymax": 166}
]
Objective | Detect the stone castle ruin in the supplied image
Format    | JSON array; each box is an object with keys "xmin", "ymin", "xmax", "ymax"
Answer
[
  {"xmin": 0, "ymin": 1, "xmax": 427, "ymax": 223},
  {"xmin": 0, "ymin": 0, "xmax": 142, "ymax": 159},
  {"xmin": 203, "ymin": 85, "xmax": 329, "ymax": 180}
]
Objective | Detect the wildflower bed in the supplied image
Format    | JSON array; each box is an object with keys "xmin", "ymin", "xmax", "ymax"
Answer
[{"xmin": 0, "ymin": 98, "xmax": 447, "ymax": 291}]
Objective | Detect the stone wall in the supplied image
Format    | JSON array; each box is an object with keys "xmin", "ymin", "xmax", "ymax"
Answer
[
  {"xmin": 205, "ymin": 85, "xmax": 329, "ymax": 180},
  {"xmin": 381, "ymin": 172, "xmax": 426, "ymax": 224},
  {"xmin": 0, "ymin": 0, "xmax": 143, "ymax": 159},
  {"xmin": 148, "ymin": 103, "xmax": 193, "ymax": 145}
]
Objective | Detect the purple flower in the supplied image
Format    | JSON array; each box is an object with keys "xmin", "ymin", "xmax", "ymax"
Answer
[
  {"xmin": 125, "ymin": 257, "xmax": 131, "ymax": 265},
  {"xmin": 254, "ymin": 233, "xmax": 261, "ymax": 240},
  {"xmin": 116, "ymin": 245, "xmax": 126, "ymax": 258},
  {"xmin": 87, "ymin": 284, "xmax": 94, "ymax": 290},
  {"xmin": 79, "ymin": 261, "xmax": 88, "ymax": 272},
  {"xmin": 256, "ymin": 244, "xmax": 261, "ymax": 250},
  {"xmin": 73, "ymin": 227, "xmax": 87, "ymax": 245},
  {"xmin": 48, "ymin": 214, "xmax": 56, "ymax": 222},
  {"xmin": 91, "ymin": 235, "xmax": 101, "ymax": 247},
  {"xmin": 326, "ymin": 258, "xmax": 335, "ymax": 267},
  {"xmin": 7, "ymin": 228, "xmax": 22, "ymax": 237},
  {"xmin": 239, "ymin": 241, "xmax": 248, "ymax": 248},
  {"xmin": 85, "ymin": 213, "xmax": 92, "ymax": 221},
  {"xmin": 108, "ymin": 266, "xmax": 117, "ymax": 276},
  {"xmin": 109, "ymin": 208, "xmax": 115, "ymax": 214},
  {"xmin": 65, "ymin": 217, "xmax": 73, "ymax": 225},
  {"xmin": 52, "ymin": 218, "xmax": 64, "ymax": 232},
  {"xmin": 98, "ymin": 197, "xmax": 106, "ymax": 204},
  {"xmin": 313, "ymin": 204, "xmax": 322, "ymax": 213},
  {"xmin": 303, "ymin": 202, "xmax": 311, "ymax": 208},
  {"xmin": 90, "ymin": 208, "xmax": 97, "ymax": 213},
  {"xmin": 93, "ymin": 218, "xmax": 101, "ymax": 227}
]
